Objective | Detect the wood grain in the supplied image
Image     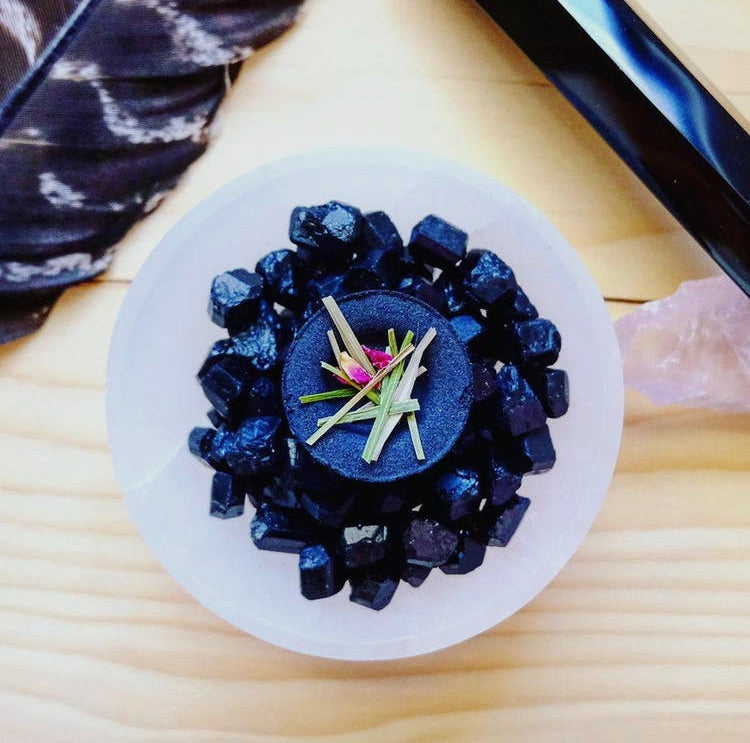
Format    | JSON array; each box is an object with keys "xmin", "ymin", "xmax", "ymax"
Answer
[{"xmin": 2, "ymin": 1, "xmax": 750, "ymax": 741}]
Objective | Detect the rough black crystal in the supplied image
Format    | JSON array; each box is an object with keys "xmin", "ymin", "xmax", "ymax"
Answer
[
  {"xmin": 350, "ymin": 568, "xmax": 399, "ymax": 611},
  {"xmin": 493, "ymin": 363, "xmax": 547, "ymax": 437},
  {"xmin": 471, "ymin": 359, "xmax": 498, "ymax": 405},
  {"xmin": 482, "ymin": 495, "xmax": 530, "ymax": 547},
  {"xmin": 250, "ymin": 503, "xmax": 317, "ymax": 554},
  {"xmin": 401, "ymin": 562, "xmax": 431, "ymax": 588},
  {"xmin": 434, "ymin": 269, "xmax": 470, "ymax": 315},
  {"xmin": 225, "ymin": 416, "xmax": 282, "ymax": 476},
  {"xmin": 403, "ymin": 517, "xmax": 459, "ymax": 567},
  {"xmin": 300, "ymin": 490, "xmax": 354, "ymax": 528},
  {"xmin": 344, "ymin": 249, "xmax": 398, "ymax": 292},
  {"xmin": 486, "ymin": 448, "xmax": 522, "ymax": 507},
  {"xmin": 449, "ymin": 313, "xmax": 485, "ymax": 353},
  {"xmin": 210, "ymin": 472, "xmax": 245, "ymax": 519},
  {"xmin": 409, "ymin": 214, "xmax": 468, "ymax": 268},
  {"xmin": 435, "ymin": 467, "xmax": 482, "ymax": 522},
  {"xmin": 255, "ymin": 249, "xmax": 307, "ymax": 310},
  {"xmin": 461, "ymin": 249, "xmax": 516, "ymax": 310},
  {"xmin": 510, "ymin": 425, "xmax": 556, "ymax": 474},
  {"xmin": 396, "ymin": 274, "xmax": 446, "ymax": 312},
  {"xmin": 231, "ymin": 316, "xmax": 281, "ymax": 373},
  {"xmin": 496, "ymin": 318, "xmax": 561, "ymax": 367},
  {"xmin": 440, "ymin": 531, "xmax": 486, "ymax": 575},
  {"xmin": 504, "ymin": 286, "xmax": 538, "ymax": 320},
  {"xmin": 208, "ymin": 269, "xmax": 264, "ymax": 329},
  {"xmin": 188, "ymin": 426, "xmax": 216, "ymax": 467},
  {"xmin": 291, "ymin": 201, "xmax": 362, "ymax": 268},
  {"xmin": 299, "ymin": 544, "xmax": 343, "ymax": 600},
  {"xmin": 527, "ymin": 368, "xmax": 569, "ymax": 418},
  {"xmin": 362, "ymin": 210, "xmax": 403, "ymax": 253},
  {"xmin": 340, "ymin": 524, "xmax": 390, "ymax": 569}
]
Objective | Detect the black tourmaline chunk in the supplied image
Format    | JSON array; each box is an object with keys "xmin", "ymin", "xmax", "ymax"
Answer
[
  {"xmin": 408, "ymin": 214, "xmax": 468, "ymax": 268},
  {"xmin": 471, "ymin": 359, "xmax": 497, "ymax": 404},
  {"xmin": 290, "ymin": 201, "xmax": 362, "ymax": 268},
  {"xmin": 527, "ymin": 368, "xmax": 569, "ymax": 418},
  {"xmin": 344, "ymin": 249, "xmax": 398, "ymax": 292},
  {"xmin": 305, "ymin": 273, "xmax": 348, "ymax": 314},
  {"xmin": 208, "ymin": 269, "xmax": 264, "ymax": 329},
  {"xmin": 206, "ymin": 409, "xmax": 224, "ymax": 428},
  {"xmin": 397, "ymin": 274, "xmax": 446, "ymax": 312},
  {"xmin": 440, "ymin": 531, "xmax": 486, "ymax": 575},
  {"xmin": 511, "ymin": 425, "xmax": 556, "ymax": 474},
  {"xmin": 493, "ymin": 363, "xmax": 546, "ymax": 437},
  {"xmin": 451, "ymin": 426, "xmax": 492, "ymax": 468},
  {"xmin": 362, "ymin": 211, "xmax": 403, "ymax": 253},
  {"xmin": 250, "ymin": 503, "xmax": 316, "ymax": 554},
  {"xmin": 350, "ymin": 568, "xmax": 399, "ymax": 611},
  {"xmin": 210, "ymin": 472, "xmax": 245, "ymax": 519},
  {"xmin": 403, "ymin": 517, "xmax": 459, "ymax": 567},
  {"xmin": 482, "ymin": 495, "xmax": 531, "ymax": 547},
  {"xmin": 198, "ymin": 356, "xmax": 253, "ymax": 420},
  {"xmin": 435, "ymin": 467, "xmax": 482, "ymax": 521},
  {"xmin": 244, "ymin": 375, "xmax": 280, "ymax": 417},
  {"xmin": 497, "ymin": 318, "xmax": 561, "ymax": 367},
  {"xmin": 434, "ymin": 269, "xmax": 469, "ymax": 315},
  {"xmin": 199, "ymin": 338, "xmax": 233, "ymax": 376},
  {"xmin": 188, "ymin": 426, "xmax": 216, "ymax": 467},
  {"xmin": 449, "ymin": 313, "xmax": 485, "ymax": 353},
  {"xmin": 505, "ymin": 286, "xmax": 538, "ymax": 320},
  {"xmin": 255, "ymin": 249, "xmax": 307, "ymax": 310},
  {"xmin": 299, "ymin": 544, "xmax": 343, "ymax": 600},
  {"xmin": 461, "ymin": 249, "xmax": 516, "ymax": 309},
  {"xmin": 340, "ymin": 524, "xmax": 389, "ymax": 569},
  {"xmin": 225, "ymin": 416, "xmax": 282, "ymax": 476},
  {"xmin": 207, "ymin": 426, "xmax": 234, "ymax": 471},
  {"xmin": 300, "ymin": 490, "xmax": 354, "ymax": 528},
  {"xmin": 486, "ymin": 448, "xmax": 522, "ymax": 507},
  {"xmin": 231, "ymin": 316, "xmax": 281, "ymax": 372},
  {"xmin": 261, "ymin": 476, "xmax": 299, "ymax": 509},
  {"xmin": 401, "ymin": 562, "xmax": 431, "ymax": 587}
]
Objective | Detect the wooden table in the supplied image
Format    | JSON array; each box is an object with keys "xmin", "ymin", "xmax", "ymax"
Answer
[{"xmin": 1, "ymin": 1, "xmax": 749, "ymax": 740}]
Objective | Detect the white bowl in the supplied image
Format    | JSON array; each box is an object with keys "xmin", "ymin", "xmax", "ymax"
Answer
[{"xmin": 107, "ymin": 148, "xmax": 623, "ymax": 660}]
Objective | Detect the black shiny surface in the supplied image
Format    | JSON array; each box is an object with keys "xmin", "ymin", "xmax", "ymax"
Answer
[{"xmin": 476, "ymin": 0, "xmax": 750, "ymax": 296}]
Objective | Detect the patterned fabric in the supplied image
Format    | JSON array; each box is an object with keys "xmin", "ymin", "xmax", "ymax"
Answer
[{"xmin": 0, "ymin": 0, "xmax": 302, "ymax": 344}]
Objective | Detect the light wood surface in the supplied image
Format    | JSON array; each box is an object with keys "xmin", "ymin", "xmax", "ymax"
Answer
[{"xmin": 1, "ymin": 1, "xmax": 749, "ymax": 741}]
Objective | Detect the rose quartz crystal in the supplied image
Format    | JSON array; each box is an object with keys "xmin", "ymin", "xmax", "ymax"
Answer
[{"xmin": 616, "ymin": 276, "xmax": 750, "ymax": 411}]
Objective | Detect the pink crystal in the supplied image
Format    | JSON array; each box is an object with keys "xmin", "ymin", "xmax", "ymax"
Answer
[
  {"xmin": 616, "ymin": 276, "xmax": 750, "ymax": 411},
  {"xmin": 362, "ymin": 345, "xmax": 393, "ymax": 370}
]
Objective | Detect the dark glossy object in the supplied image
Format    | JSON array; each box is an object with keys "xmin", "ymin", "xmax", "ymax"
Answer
[
  {"xmin": 206, "ymin": 408, "xmax": 224, "ymax": 428},
  {"xmin": 448, "ymin": 313, "xmax": 485, "ymax": 353},
  {"xmin": 299, "ymin": 545, "xmax": 343, "ymax": 600},
  {"xmin": 261, "ymin": 477, "xmax": 299, "ymax": 509},
  {"xmin": 231, "ymin": 316, "xmax": 281, "ymax": 373},
  {"xmin": 362, "ymin": 211, "xmax": 403, "ymax": 253},
  {"xmin": 482, "ymin": 495, "xmax": 531, "ymax": 547},
  {"xmin": 470, "ymin": 360, "xmax": 497, "ymax": 405},
  {"xmin": 300, "ymin": 490, "xmax": 354, "ymax": 528},
  {"xmin": 497, "ymin": 318, "xmax": 561, "ymax": 367},
  {"xmin": 340, "ymin": 524, "xmax": 389, "ymax": 569},
  {"xmin": 208, "ymin": 426, "xmax": 235, "ymax": 472},
  {"xmin": 396, "ymin": 274, "xmax": 446, "ymax": 312},
  {"xmin": 527, "ymin": 368, "xmax": 569, "ymax": 418},
  {"xmin": 305, "ymin": 273, "xmax": 348, "ymax": 312},
  {"xmin": 279, "ymin": 436, "xmax": 343, "ymax": 493},
  {"xmin": 511, "ymin": 425, "xmax": 556, "ymax": 474},
  {"xmin": 434, "ymin": 269, "xmax": 469, "ymax": 316},
  {"xmin": 210, "ymin": 472, "xmax": 244, "ymax": 519},
  {"xmin": 504, "ymin": 287, "xmax": 538, "ymax": 321},
  {"xmin": 188, "ymin": 426, "xmax": 216, "ymax": 467},
  {"xmin": 401, "ymin": 562, "xmax": 431, "ymax": 588},
  {"xmin": 225, "ymin": 416, "xmax": 282, "ymax": 476},
  {"xmin": 198, "ymin": 356, "xmax": 253, "ymax": 420},
  {"xmin": 291, "ymin": 200, "xmax": 362, "ymax": 268},
  {"xmin": 408, "ymin": 215, "xmax": 468, "ymax": 269},
  {"xmin": 493, "ymin": 363, "xmax": 546, "ymax": 436},
  {"xmin": 403, "ymin": 517, "xmax": 459, "ymax": 567},
  {"xmin": 256, "ymin": 249, "xmax": 307, "ymax": 310},
  {"xmin": 476, "ymin": 0, "xmax": 750, "ymax": 296},
  {"xmin": 250, "ymin": 503, "xmax": 316, "ymax": 554},
  {"xmin": 435, "ymin": 467, "xmax": 482, "ymax": 521},
  {"xmin": 461, "ymin": 249, "xmax": 516, "ymax": 309},
  {"xmin": 486, "ymin": 449, "xmax": 523, "ymax": 507},
  {"xmin": 440, "ymin": 531, "xmax": 486, "ymax": 575},
  {"xmin": 244, "ymin": 376, "xmax": 280, "ymax": 417},
  {"xmin": 350, "ymin": 568, "xmax": 399, "ymax": 611},
  {"xmin": 208, "ymin": 269, "xmax": 264, "ymax": 329},
  {"xmin": 344, "ymin": 249, "xmax": 397, "ymax": 291}
]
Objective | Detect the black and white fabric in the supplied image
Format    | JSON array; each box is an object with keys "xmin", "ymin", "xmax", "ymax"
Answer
[{"xmin": 0, "ymin": 0, "xmax": 302, "ymax": 344}]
